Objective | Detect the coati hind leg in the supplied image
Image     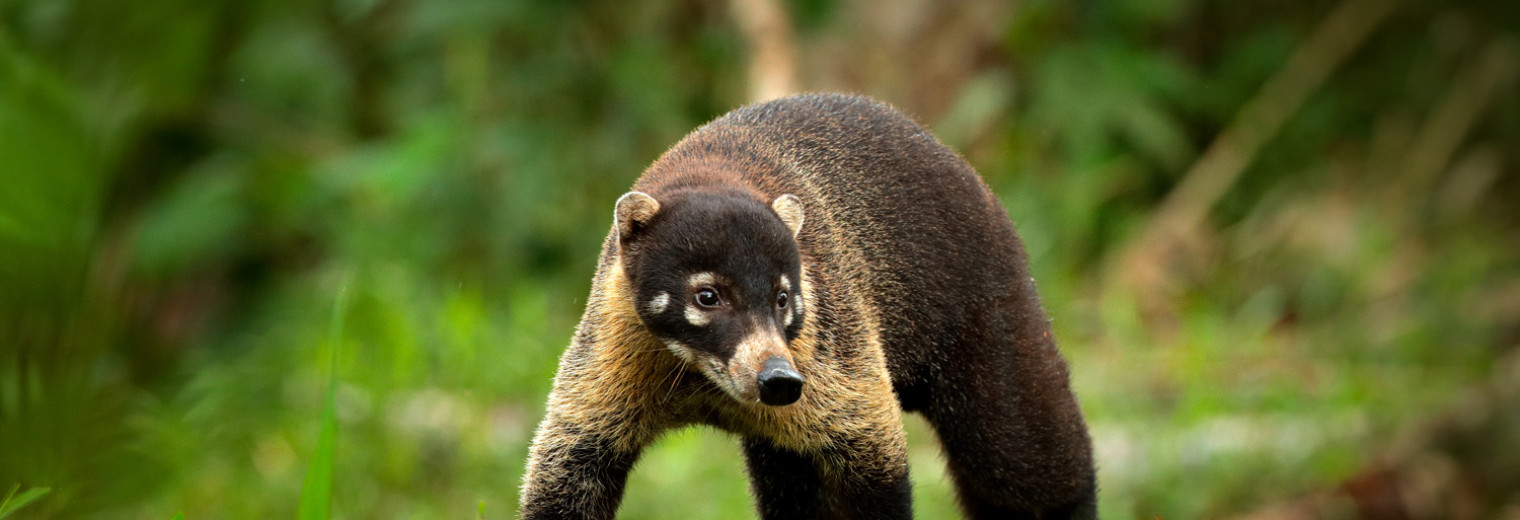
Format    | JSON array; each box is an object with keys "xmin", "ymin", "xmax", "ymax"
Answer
[
  {"xmin": 919, "ymin": 325, "xmax": 1097, "ymax": 520},
  {"xmin": 921, "ymin": 382, "xmax": 1096, "ymax": 518}
]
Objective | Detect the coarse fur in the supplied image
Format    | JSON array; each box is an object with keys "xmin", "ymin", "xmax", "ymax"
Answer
[{"xmin": 519, "ymin": 94, "xmax": 1096, "ymax": 519}]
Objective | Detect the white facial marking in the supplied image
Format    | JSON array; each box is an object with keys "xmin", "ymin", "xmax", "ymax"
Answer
[
  {"xmin": 701, "ymin": 357, "xmax": 738, "ymax": 398},
  {"xmin": 663, "ymin": 339, "xmax": 695, "ymax": 363},
  {"xmin": 781, "ymin": 273, "xmax": 800, "ymax": 324},
  {"xmin": 685, "ymin": 271, "xmax": 719, "ymax": 326},
  {"xmin": 647, "ymin": 292, "xmax": 670, "ymax": 315},
  {"xmin": 685, "ymin": 305, "xmax": 709, "ymax": 327},
  {"xmin": 688, "ymin": 272, "xmax": 717, "ymax": 288}
]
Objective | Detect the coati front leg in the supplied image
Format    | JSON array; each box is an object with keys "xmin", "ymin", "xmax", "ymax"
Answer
[
  {"xmin": 825, "ymin": 431, "xmax": 914, "ymax": 520},
  {"xmin": 742, "ymin": 375, "xmax": 914, "ymax": 520},
  {"xmin": 742, "ymin": 436, "xmax": 828, "ymax": 518},
  {"xmin": 518, "ymin": 414, "xmax": 644, "ymax": 520},
  {"xmin": 743, "ymin": 433, "xmax": 913, "ymax": 520},
  {"xmin": 519, "ymin": 349, "xmax": 668, "ymax": 520}
]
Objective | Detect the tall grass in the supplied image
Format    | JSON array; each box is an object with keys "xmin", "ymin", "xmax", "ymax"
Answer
[{"xmin": 297, "ymin": 285, "xmax": 350, "ymax": 520}]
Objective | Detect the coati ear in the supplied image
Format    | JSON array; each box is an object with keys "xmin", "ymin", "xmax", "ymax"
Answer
[
  {"xmin": 615, "ymin": 191, "xmax": 660, "ymax": 241},
  {"xmin": 771, "ymin": 194, "xmax": 804, "ymax": 238}
]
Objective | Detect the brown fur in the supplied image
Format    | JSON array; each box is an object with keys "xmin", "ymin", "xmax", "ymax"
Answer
[{"xmin": 519, "ymin": 94, "xmax": 1094, "ymax": 520}]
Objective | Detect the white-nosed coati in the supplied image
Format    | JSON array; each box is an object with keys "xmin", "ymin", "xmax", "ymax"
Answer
[{"xmin": 518, "ymin": 93, "xmax": 1096, "ymax": 519}]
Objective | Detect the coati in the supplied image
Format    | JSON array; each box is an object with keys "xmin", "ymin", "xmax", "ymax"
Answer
[{"xmin": 519, "ymin": 93, "xmax": 1096, "ymax": 519}]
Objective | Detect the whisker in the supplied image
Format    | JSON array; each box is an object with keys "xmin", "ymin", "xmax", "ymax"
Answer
[{"xmin": 662, "ymin": 360, "xmax": 686, "ymax": 404}]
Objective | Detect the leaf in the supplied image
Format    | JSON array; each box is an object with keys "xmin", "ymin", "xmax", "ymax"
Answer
[{"xmin": 0, "ymin": 485, "xmax": 53, "ymax": 519}]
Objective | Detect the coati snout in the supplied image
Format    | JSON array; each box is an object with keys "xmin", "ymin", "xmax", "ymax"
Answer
[
  {"xmin": 757, "ymin": 357, "xmax": 804, "ymax": 406},
  {"xmin": 613, "ymin": 188, "xmax": 807, "ymax": 406}
]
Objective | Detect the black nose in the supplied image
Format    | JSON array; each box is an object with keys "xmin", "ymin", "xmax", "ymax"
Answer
[{"xmin": 757, "ymin": 357, "xmax": 804, "ymax": 406}]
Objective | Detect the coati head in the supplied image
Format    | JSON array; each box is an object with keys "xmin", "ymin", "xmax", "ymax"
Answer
[{"xmin": 613, "ymin": 188, "xmax": 806, "ymax": 406}]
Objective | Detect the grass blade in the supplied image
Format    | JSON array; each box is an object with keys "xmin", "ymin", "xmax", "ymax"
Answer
[
  {"xmin": 297, "ymin": 284, "xmax": 349, "ymax": 520},
  {"xmin": 0, "ymin": 485, "xmax": 52, "ymax": 519}
]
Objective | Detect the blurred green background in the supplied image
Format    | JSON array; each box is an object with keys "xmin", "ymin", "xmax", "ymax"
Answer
[{"xmin": 4, "ymin": 0, "xmax": 1520, "ymax": 518}]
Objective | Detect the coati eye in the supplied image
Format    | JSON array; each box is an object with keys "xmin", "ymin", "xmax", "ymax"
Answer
[
  {"xmin": 694, "ymin": 287, "xmax": 722, "ymax": 308},
  {"xmin": 776, "ymin": 291, "xmax": 789, "ymax": 309}
]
